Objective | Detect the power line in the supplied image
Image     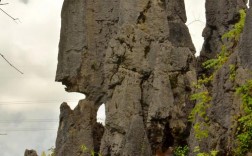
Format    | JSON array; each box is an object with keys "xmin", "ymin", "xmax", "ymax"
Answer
[
  {"xmin": 0, "ymin": 100, "xmax": 80, "ymax": 105},
  {"xmin": 0, "ymin": 129, "xmax": 57, "ymax": 132},
  {"xmin": 0, "ymin": 119, "xmax": 59, "ymax": 123},
  {"xmin": 0, "ymin": 99, "xmax": 79, "ymax": 103}
]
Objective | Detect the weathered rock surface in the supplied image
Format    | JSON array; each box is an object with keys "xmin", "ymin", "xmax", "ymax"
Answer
[
  {"xmin": 197, "ymin": 0, "xmax": 247, "ymax": 75},
  {"xmin": 101, "ymin": 0, "xmax": 196, "ymax": 154},
  {"xmin": 55, "ymin": 100, "xmax": 104, "ymax": 156},
  {"xmin": 54, "ymin": 0, "xmax": 252, "ymax": 156},
  {"xmin": 56, "ymin": 0, "xmax": 120, "ymax": 102},
  {"xmin": 24, "ymin": 149, "xmax": 38, "ymax": 156},
  {"xmin": 239, "ymin": 7, "xmax": 252, "ymax": 70},
  {"xmin": 55, "ymin": 0, "xmax": 196, "ymax": 155},
  {"xmin": 188, "ymin": 0, "xmax": 251, "ymax": 155}
]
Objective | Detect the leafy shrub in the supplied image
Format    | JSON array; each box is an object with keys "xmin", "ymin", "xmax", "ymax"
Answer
[{"xmin": 173, "ymin": 145, "xmax": 189, "ymax": 156}]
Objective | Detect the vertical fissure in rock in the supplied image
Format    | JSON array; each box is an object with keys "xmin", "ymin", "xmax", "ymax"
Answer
[
  {"xmin": 137, "ymin": 1, "xmax": 151, "ymax": 24},
  {"xmin": 140, "ymin": 72, "xmax": 152, "ymax": 125},
  {"xmin": 162, "ymin": 122, "xmax": 174, "ymax": 151}
]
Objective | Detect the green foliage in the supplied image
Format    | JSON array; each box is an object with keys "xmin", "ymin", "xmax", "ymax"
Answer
[
  {"xmin": 202, "ymin": 45, "xmax": 229, "ymax": 70},
  {"xmin": 222, "ymin": 9, "xmax": 246, "ymax": 41},
  {"xmin": 41, "ymin": 152, "xmax": 46, "ymax": 156},
  {"xmin": 229, "ymin": 64, "xmax": 236, "ymax": 81},
  {"xmin": 194, "ymin": 75, "xmax": 213, "ymax": 89},
  {"xmin": 189, "ymin": 9, "xmax": 246, "ymax": 155},
  {"xmin": 193, "ymin": 122, "xmax": 209, "ymax": 140},
  {"xmin": 189, "ymin": 91, "xmax": 211, "ymax": 122},
  {"xmin": 40, "ymin": 147, "xmax": 55, "ymax": 156},
  {"xmin": 189, "ymin": 91, "xmax": 211, "ymax": 141},
  {"xmin": 193, "ymin": 146, "xmax": 218, "ymax": 156},
  {"xmin": 234, "ymin": 80, "xmax": 252, "ymax": 155},
  {"xmin": 202, "ymin": 9, "xmax": 246, "ymax": 75},
  {"xmin": 173, "ymin": 145, "xmax": 189, "ymax": 156},
  {"xmin": 81, "ymin": 145, "xmax": 102, "ymax": 156},
  {"xmin": 196, "ymin": 151, "xmax": 218, "ymax": 156}
]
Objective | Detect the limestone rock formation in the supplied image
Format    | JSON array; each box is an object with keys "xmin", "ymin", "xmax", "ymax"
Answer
[
  {"xmin": 188, "ymin": 0, "xmax": 251, "ymax": 155},
  {"xmin": 197, "ymin": 0, "xmax": 246, "ymax": 75},
  {"xmin": 55, "ymin": 0, "xmax": 196, "ymax": 155},
  {"xmin": 55, "ymin": 100, "xmax": 104, "ymax": 156},
  {"xmin": 24, "ymin": 149, "xmax": 38, "ymax": 156},
  {"xmin": 54, "ymin": 0, "xmax": 252, "ymax": 155}
]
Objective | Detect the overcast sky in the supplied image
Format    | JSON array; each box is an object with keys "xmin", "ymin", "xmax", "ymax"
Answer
[{"xmin": 0, "ymin": 0, "xmax": 205, "ymax": 155}]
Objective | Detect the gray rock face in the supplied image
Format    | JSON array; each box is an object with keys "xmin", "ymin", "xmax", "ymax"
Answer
[
  {"xmin": 24, "ymin": 150, "xmax": 38, "ymax": 156},
  {"xmin": 54, "ymin": 0, "xmax": 252, "ymax": 156},
  {"xmin": 102, "ymin": 2, "xmax": 196, "ymax": 152},
  {"xmin": 188, "ymin": 0, "xmax": 250, "ymax": 155},
  {"xmin": 197, "ymin": 0, "xmax": 246, "ymax": 74},
  {"xmin": 56, "ymin": 0, "xmax": 120, "ymax": 102},
  {"xmin": 55, "ymin": 100, "xmax": 104, "ymax": 156},
  {"xmin": 55, "ymin": 0, "xmax": 196, "ymax": 155},
  {"xmin": 239, "ymin": 7, "xmax": 252, "ymax": 70}
]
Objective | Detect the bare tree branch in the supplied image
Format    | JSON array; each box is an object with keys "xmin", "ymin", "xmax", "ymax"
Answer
[
  {"xmin": 0, "ymin": 133, "xmax": 7, "ymax": 135},
  {"xmin": 0, "ymin": 1, "xmax": 20, "ymax": 23},
  {"xmin": 0, "ymin": 3, "xmax": 8, "ymax": 5},
  {"xmin": 0, "ymin": 53, "xmax": 24, "ymax": 74},
  {"xmin": 0, "ymin": 7, "xmax": 20, "ymax": 23}
]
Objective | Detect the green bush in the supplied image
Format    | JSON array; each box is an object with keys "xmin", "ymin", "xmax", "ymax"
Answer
[
  {"xmin": 173, "ymin": 145, "xmax": 189, "ymax": 156},
  {"xmin": 234, "ymin": 80, "xmax": 252, "ymax": 155}
]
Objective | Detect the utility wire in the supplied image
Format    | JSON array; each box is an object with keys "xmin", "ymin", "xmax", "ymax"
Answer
[
  {"xmin": 0, "ymin": 129, "xmax": 57, "ymax": 132},
  {"xmin": 0, "ymin": 3, "xmax": 8, "ymax": 5},
  {"xmin": 0, "ymin": 53, "xmax": 23, "ymax": 74},
  {"xmin": 0, "ymin": 100, "xmax": 79, "ymax": 105},
  {"xmin": 0, "ymin": 99, "xmax": 79, "ymax": 103},
  {"xmin": 0, "ymin": 120, "xmax": 59, "ymax": 123}
]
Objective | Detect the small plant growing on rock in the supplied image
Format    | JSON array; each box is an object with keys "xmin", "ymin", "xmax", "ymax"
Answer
[
  {"xmin": 193, "ymin": 146, "xmax": 218, "ymax": 156},
  {"xmin": 234, "ymin": 80, "xmax": 252, "ymax": 155},
  {"xmin": 173, "ymin": 145, "xmax": 189, "ymax": 156},
  {"xmin": 81, "ymin": 144, "xmax": 102, "ymax": 156},
  {"xmin": 40, "ymin": 146, "xmax": 55, "ymax": 156}
]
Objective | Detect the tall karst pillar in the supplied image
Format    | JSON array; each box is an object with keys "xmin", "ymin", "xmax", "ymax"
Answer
[{"xmin": 55, "ymin": 0, "xmax": 196, "ymax": 155}]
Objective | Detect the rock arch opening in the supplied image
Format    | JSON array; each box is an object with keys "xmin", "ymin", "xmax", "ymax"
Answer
[{"xmin": 96, "ymin": 103, "xmax": 106, "ymax": 125}]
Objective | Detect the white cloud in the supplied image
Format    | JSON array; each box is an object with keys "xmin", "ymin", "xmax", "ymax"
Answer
[{"xmin": 0, "ymin": 1, "xmax": 79, "ymax": 155}]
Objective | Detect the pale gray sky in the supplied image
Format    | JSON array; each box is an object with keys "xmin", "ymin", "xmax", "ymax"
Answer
[{"xmin": 0, "ymin": 0, "xmax": 205, "ymax": 155}]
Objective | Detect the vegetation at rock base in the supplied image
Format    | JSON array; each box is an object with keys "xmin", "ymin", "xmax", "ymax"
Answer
[
  {"xmin": 234, "ymin": 80, "xmax": 252, "ymax": 155},
  {"xmin": 173, "ymin": 145, "xmax": 189, "ymax": 156},
  {"xmin": 41, "ymin": 147, "xmax": 55, "ymax": 156},
  {"xmin": 193, "ymin": 146, "xmax": 218, "ymax": 156},
  {"xmin": 81, "ymin": 145, "xmax": 102, "ymax": 156},
  {"xmin": 189, "ymin": 91, "xmax": 211, "ymax": 140}
]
